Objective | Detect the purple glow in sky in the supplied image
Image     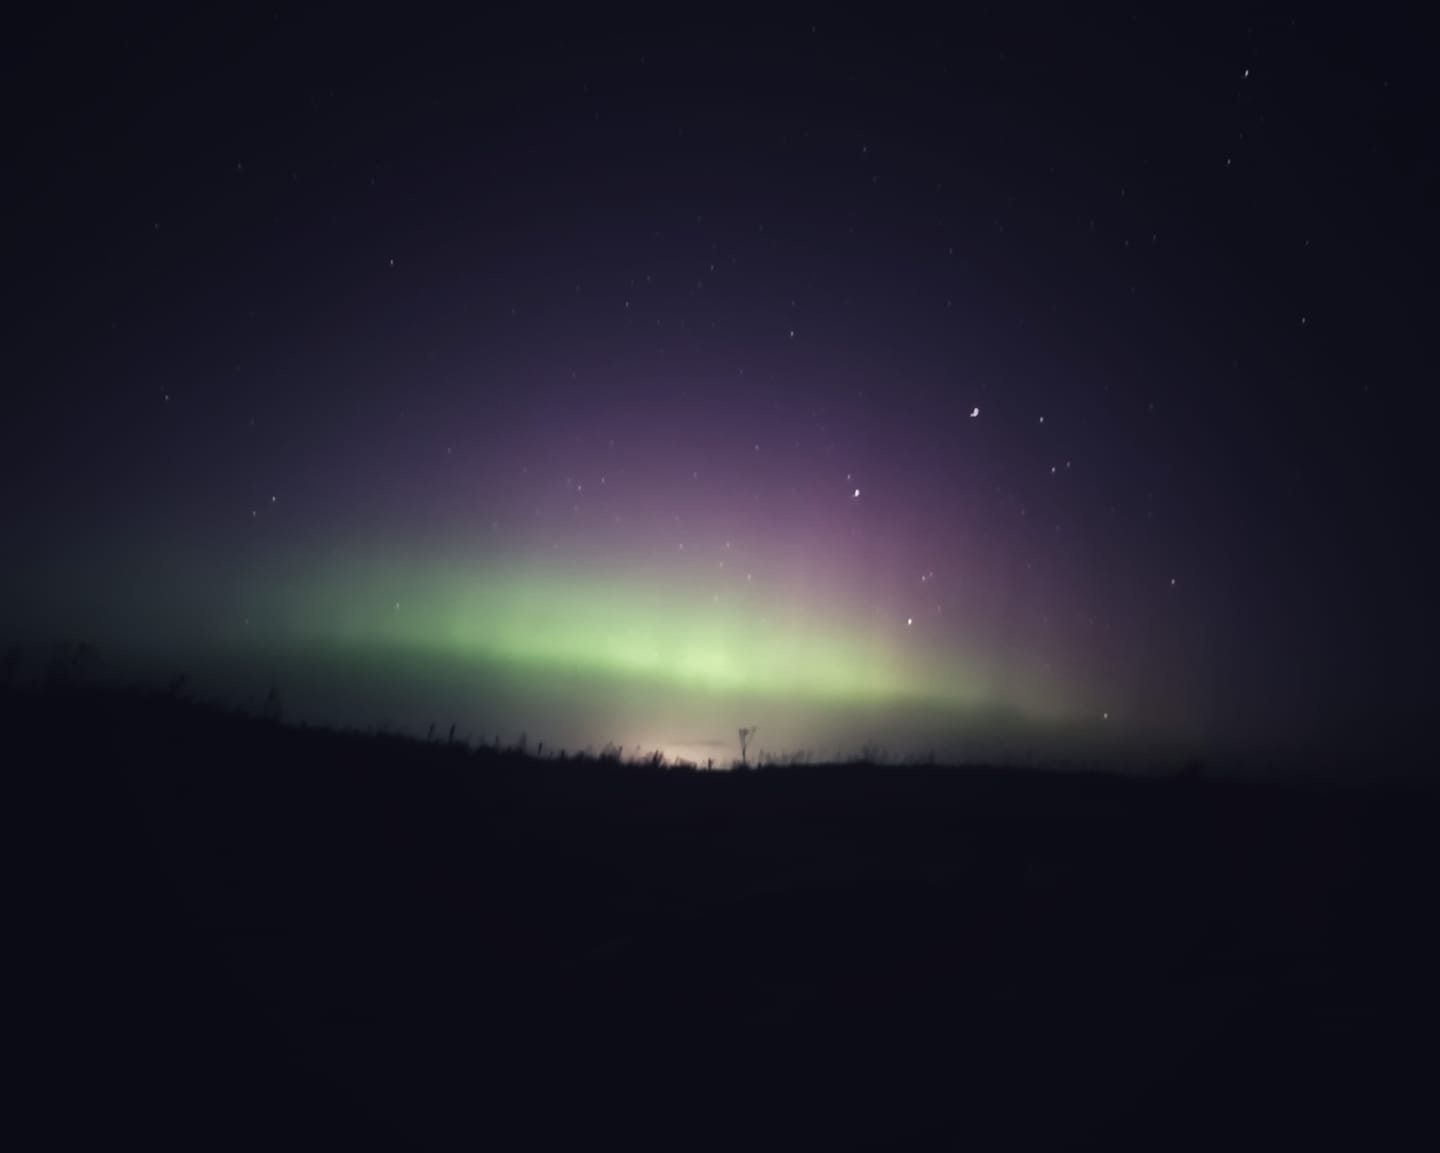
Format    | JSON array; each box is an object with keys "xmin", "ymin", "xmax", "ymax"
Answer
[{"xmin": 4, "ymin": 10, "xmax": 1432, "ymax": 767}]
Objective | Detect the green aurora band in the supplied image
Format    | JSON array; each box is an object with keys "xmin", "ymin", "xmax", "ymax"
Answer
[
  {"xmin": 255, "ymin": 551, "xmax": 1077, "ymax": 719},
  {"xmin": 17, "ymin": 540, "xmax": 1157, "ymax": 762}
]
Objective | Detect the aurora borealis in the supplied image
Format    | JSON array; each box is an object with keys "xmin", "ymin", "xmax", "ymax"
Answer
[
  {"xmin": 279, "ymin": 558, "xmax": 979, "ymax": 707},
  {"xmin": 5, "ymin": 11, "xmax": 1431, "ymax": 769},
  {"xmin": 227, "ymin": 545, "xmax": 1088, "ymax": 764}
]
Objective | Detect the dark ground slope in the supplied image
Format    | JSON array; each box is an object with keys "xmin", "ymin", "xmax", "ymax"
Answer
[{"xmin": 11, "ymin": 684, "xmax": 1438, "ymax": 1150}]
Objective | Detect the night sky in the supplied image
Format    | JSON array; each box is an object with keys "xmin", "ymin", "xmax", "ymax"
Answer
[{"xmin": 6, "ymin": 9, "xmax": 1433, "ymax": 768}]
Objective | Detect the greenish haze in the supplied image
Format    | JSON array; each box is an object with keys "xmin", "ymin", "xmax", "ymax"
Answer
[{"xmin": 266, "ymin": 553, "xmax": 1051, "ymax": 714}]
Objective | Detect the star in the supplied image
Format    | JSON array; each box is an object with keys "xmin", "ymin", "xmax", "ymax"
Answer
[
  {"xmin": 853, "ymin": 487, "xmax": 861, "ymax": 498},
  {"xmin": 969, "ymin": 406, "xmax": 980, "ymax": 418}
]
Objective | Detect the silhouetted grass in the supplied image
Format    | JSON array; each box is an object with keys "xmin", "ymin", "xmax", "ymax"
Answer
[{"xmin": 12, "ymin": 678, "xmax": 1438, "ymax": 1151}]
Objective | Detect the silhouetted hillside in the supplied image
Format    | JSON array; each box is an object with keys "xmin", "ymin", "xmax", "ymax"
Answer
[{"xmin": 13, "ymin": 683, "xmax": 1438, "ymax": 1150}]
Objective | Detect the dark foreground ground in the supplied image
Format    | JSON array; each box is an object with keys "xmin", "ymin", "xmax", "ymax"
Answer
[{"xmin": 13, "ymin": 684, "xmax": 1439, "ymax": 1149}]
